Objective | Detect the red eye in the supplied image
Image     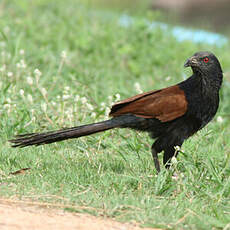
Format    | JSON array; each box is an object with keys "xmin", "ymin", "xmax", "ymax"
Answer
[{"xmin": 203, "ymin": 57, "xmax": 209, "ymax": 63}]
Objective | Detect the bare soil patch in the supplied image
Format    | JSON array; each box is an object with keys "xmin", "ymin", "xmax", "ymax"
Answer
[{"xmin": 0, "ymin": 198, "xmax": 160, "ymax": 230}]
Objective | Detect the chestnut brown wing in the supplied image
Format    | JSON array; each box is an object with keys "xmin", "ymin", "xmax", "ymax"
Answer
[{"xmin": 109, "ymin": 85, "xmax": 187, "ymax": 122}]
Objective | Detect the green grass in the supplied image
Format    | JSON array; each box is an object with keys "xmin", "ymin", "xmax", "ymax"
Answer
[{"xmin": 0, "ymin": 0, "xmax": 230, "ymax": 229}]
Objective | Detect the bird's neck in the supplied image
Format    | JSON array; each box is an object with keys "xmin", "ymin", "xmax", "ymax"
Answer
[
  {"xmin": 179, "ymin": 71, "xmax": 222, "ymax": 97},
  {"xmin": 199, "ymin": 72, "xmax": 223, "ymax": 92},
  {"xmin": 195, "ymin": 70, "xmax": 223, "ymax": 92}
]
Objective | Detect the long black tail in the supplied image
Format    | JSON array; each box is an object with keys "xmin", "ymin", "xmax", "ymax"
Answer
[{"xmin": 9, "ymin": 115, "xmax": 141, "ymax": 148}]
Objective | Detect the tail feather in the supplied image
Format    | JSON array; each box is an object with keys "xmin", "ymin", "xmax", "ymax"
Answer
[{"xmin": 9, "ymin": 115, "xmax": 140, "ymax": 148}]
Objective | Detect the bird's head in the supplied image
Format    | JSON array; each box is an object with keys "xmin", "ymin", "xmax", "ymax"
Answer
[{"xmin": 184, "ymin": 51, "xmax": 222, "ymax": 75}]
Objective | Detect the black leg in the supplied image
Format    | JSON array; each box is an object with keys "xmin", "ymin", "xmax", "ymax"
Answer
[{"xmin": 151, "ymin": 145, "xmax": 161, "ymax": 173}]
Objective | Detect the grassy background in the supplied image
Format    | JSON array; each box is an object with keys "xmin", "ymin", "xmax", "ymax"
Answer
[{"xmin": 0, "ymin": 0, "xmax": 230, "ymax": 229}]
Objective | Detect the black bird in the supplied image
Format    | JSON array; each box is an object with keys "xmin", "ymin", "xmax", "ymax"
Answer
[{"xmin": 9, "ymin": 51, "xmax": 223, "ymax": 172}]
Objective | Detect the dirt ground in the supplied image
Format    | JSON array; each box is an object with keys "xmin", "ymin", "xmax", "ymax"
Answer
[{"xmin": 0, "ymin": 198, "xmax": 160, "ymax": 230}]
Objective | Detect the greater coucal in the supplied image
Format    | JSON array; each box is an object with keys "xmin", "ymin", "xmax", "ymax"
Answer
[{"xmin": 9, "ymin": 51, "xmax": 223, "ymax": 172}]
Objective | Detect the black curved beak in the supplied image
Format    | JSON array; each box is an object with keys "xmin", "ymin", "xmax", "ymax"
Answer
[
  {"xmin": 184, "ymin": 56, "xmax": 198, "ymax": 67},
  {"xmin": 184, "ymin": 58, "xmax": 191, "ymax": 67}
]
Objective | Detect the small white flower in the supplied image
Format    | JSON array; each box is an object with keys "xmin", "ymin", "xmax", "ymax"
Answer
[
  {"xmin": 67, "ymin": 113, "xmax": 73, "ymax": 120},
  {"xmin": 134, "ymin": 82, "xmax": 143, "ymax": 93},
  {"xmin": 41, "ymin": 87, "xmax": 47, "ymax": 96},
  {"xmin": 34, "ymin": 68, "xmax": 42, "ymax": 77},
  {"xmin": 91, "ymin": 112, "xmax": 96, "ymax": 118},
  {"xmin": 65, "ymin": 108, "xmax": 73, "ymax": 115},
  {"xmin": 74, "ymin": 95, "xmax": 80, "ymax": 102},
  {"xmin": 1, "ymin": 51, "xmax": 5, "ymax": 56},
  {"xmin": 100, "ymin": 102, "xmax": 106, "ymax": 108},
  {"xmin": 62, "ymin": 94, "xmax": 71, "ymax": 100},
  {"xmin": 51, "ymin": 101, "xmax": 56, "ymax": 106},
  {"xmin": 41, "ymin": 102, "xmax": 47, "ymax": 112},
  {"xmin": 27, "ymin": 94, "xmax": 33, "ymax": 103},
  {"xmin": 86, "ymin": 103, "xmax": 94, "ymax": 111},
  {"xmin": 57, "ymin": 95, "xmax": 61, "ymax": 100},
  {"xmin": 61, "ymin": 50, "xmax": 67, "ymax": 59},
  {"xmin": 174, "ymin": 145, "xmax": 181, "ymax": 151},
  {"xmin": 3, "ymin": 104, "xmax": 11, "ymax": 109},
  {"xmin": 81, "ymin": 97, "xmax": 87, "ymax": 104},
  {"xmin": 26, "ymin": 76, "xmax": 33, "ymax": 85},
  {"xmin": 217, "ymin": 116, "xmax": 223, "ymax": 123},
  {"xmin": 19, "ymin": 89, "xmax": 24, "ymax": 96},
  {"xmin": 105, "ymin": 107, "xmax": 110, "ymax": 117},
  {"xmin": 19, "ymin": 49, "xmax": 25, "ymax": 55},
  {"xmin": 20, "ymin": 59, "xmax": 26, "ymax": 68},
  {"xmin": 7, "ymin": 72, "xmax": 13, "ymax": 77},
  {"xmin": 64, "ymin": 86, "xmax": 70, "ymax": 91},
  {"xmin": 166, "ymin": 76, "xmax": 171, "ymax": 81},
  {"xmin": 6, "ymin": 98, "xmax": 11, "ymax": 103},
  {"xmin": 115, "ymin": 93, "xmax": 120, "ymax": 101},
  {"xmin": 16, "ymin": 62, "xmax": 21, "ymax": 68},
  {"xmin": 100, "ymin": 102, "xmax": 106, "ymax": 111}
]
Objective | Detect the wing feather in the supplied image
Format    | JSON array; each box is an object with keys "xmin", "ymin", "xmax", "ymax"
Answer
[{"xmin": 109, "ymin": 85, "xmax": 187, "ymax": 122}]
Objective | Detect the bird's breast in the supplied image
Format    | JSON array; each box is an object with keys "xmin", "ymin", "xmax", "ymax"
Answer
[{"xmin": 186, "ymin": 91, "xmax": 219, "ymax": 129}]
